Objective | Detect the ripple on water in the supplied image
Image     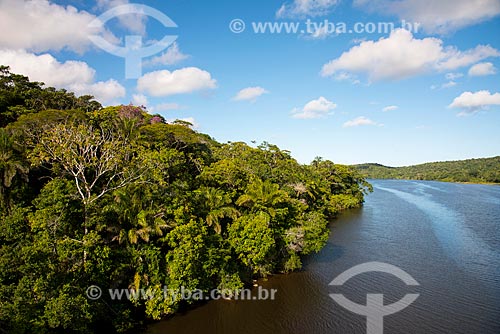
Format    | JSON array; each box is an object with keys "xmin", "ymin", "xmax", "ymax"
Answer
[{"xmin": 374, "ymin": 185, "xmax": 500, "ymax": 283}]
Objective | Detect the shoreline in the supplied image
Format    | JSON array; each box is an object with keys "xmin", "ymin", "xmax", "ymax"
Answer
[{"xmin": 366, "ymin": 178, "xmax": 500, "ymax": 186}]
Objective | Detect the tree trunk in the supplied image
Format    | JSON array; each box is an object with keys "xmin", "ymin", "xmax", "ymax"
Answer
[{"xmin": 83, "ymin": 203, "xmax": 88, "ymax": 265}]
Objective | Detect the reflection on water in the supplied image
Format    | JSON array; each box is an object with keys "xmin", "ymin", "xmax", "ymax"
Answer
[
  {"xmin": 375, "ymin": 184, "xmax": 499, "ymax": 280},
  {"xmin": 146, "ymin": 180, "xmax": 500, "ymax": 334}
]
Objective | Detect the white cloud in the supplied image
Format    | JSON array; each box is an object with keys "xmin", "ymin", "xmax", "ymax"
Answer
[
  {"xmin": 343, "ymin": 116, "xmax": 382, "ymax": 128},
  {"xmin": 132, "ymin": 94, "xmax": 148, "ymax": 106},
  {"xmin": 468, "ymin": 62, "xmax": 497, "ymax": 76},
  {"xmin": 445, "ymin": 72, "xmax": 463, "ymax": 80},
  {"xmin": 137, "ymin": 67, "xmax": 217, "ymax": 97},
  {"xmin": 441, "ymin": 73, "xmax": 463, "ymax": 89},
  {"xmin": 354, "ymin": 0, "xmax": 500, "ymax": 33},
  {"xmin": 441, "ymin": 81, "xmax": 457, "ymax": 89},
  {"xmin": 0, "ymin": 0, "xmax": 116, "ymax": 53},
  {"xmin": 0, "ymin": 49, "xmax": 125, "ymax": 104},
  {"xmin": 382, "ymin": 105, "xmax": 398, "ymax": 112},
  {"xmin": 71, "ymin": 80, "xmax": 126, "ymax": 105},
  {"xmin": 144, "ymin": 42, "xmax": 190, "ymax": 67},
  {"xmin": 291, "ymin": 96, "xmax": 337, "ymax": 119},
  {"xmin": 449, "ymin": 90, "xmax": 500, "ymax": 115},
  {"xmin": 233, "ymin": 87, "xmax": 269, "ymax": 102},
  {"xmin": 437, "ymin": 45, "xmax": 500, "ymax": 71},
  {"xmin": 277, "ymin": 0, "xmax": 338, "ymax": 18},
  {"xmin": 0, "ymin": 49, "xmax": 95, "ymax": 87},
  {"xmin": 95, "ymin": 0, "xmax": 147, "ymax": 35},
  {"xmin": 321, "ymin": 29, "xmax": 500, "ymax": 81},
  {"xmin": 432, "ymin": 76, "xmax": 461, "ymax": 90}
]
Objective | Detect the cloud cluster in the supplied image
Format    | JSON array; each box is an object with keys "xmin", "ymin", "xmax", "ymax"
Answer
[
  {"xmin": 468, "ymin": 62, "xmax": 497, "ymax": 76},
  {"xmin": 343, "ymin": 116, "xmax": 382, "ymax": 128},
  {"xmin": 233, "ymin": 87, "xmax": 269, "ymax": 102},
  {"xmin": 137, "ymin": 67, "xmax": 217, "ymax": 97},
  {"xmin": 71, "ymin": 80, "xmax": 125, "ymax": 105},
  {"xmin": 321, "ymin": 29, "xmax": 500, "ymax": 81},
  {"xmin": 354, "ymin": 0, "xmax": 500, "ymax": 33},
  {"xmin": 445, "ymin": 73, "xmax": 463, "ymax": 80},
  {"xmin": 0, "ymin": 0, "xmax": 116, "ymax": 53},
  {"xmin": 449, "ymin": 90, "xmax": 500, "ymax": 115},
  {"xmin": 0, "ymin": 49, "xmax": 125, "ymax": 104},
  {"xmin": 291, "ymin": 96, "xmax": 337, "ymax": 119},
  {"xmin": 441, "ymin": 81, "xmax": 457, "ymax": 89},
  {"xmin": 132, "ymin": 94, "xmax": 149, "ymax": 106},
  {"xmin": 382, "ymin": 105, "xmax": 398, "ymax": 112}
]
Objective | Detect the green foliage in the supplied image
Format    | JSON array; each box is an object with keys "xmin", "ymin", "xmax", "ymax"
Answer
[
  {"xmin": 228, "ymin": 212, "xmax": 276, "ymax": 275},
  {"xmin": 355, "ymin": 157, "xmax": 500, "ymax": 184},
  {"xmin": 42, "ymin": 286, "xmax": 93, "ymax": 331},
  {"xmin": 0, "ymin": 128, "xmax": 28, "ymax": 212},
  {"xmin": 0, "ymin": 69, "xmax": 371, "ymax": 333},
  {"xmin": 0, "ymin": 66, "xmax": 101, "ymax": 127}
]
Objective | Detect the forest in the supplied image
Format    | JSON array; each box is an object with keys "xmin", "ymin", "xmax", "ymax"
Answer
[
  {"xmin": 0, "ymin": 66, "xmax": 372, "ymax": 333},
  {"xmin": 355, "ymin": 157, "xmax": 500, "ymax": 184}
]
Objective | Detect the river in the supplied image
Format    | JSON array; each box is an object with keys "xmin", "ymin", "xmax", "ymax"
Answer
[{"xmin": 146, "ymin": 179, "xmax": 500, "ymax": 334}]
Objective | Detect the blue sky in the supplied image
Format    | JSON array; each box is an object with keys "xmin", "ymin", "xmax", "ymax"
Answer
[{"xmin": 1, "ymin": 0, "xmax": 499, "ymax": 166}]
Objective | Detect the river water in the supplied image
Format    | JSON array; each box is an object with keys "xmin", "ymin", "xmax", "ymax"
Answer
[{"xmin": 146, "ymin": 180, "xmax": 500, "ymax": 334}]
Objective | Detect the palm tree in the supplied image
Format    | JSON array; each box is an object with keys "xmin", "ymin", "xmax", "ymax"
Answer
[
  {"xmin": 200, "ymin": 187, "xmax": 239, "ymax": 234},
  {"xmin": 104, "ymin": 187, "xmax": 170, "ymax": 244},
  {"xmin": 236, "ymin": 178, "xmax": 289, "ymax": 218},
  {"xmin": 0, "ymin": 129, "xmax": 28, "ymax": 212},
  {"xmin": 125, "ymin": 209, "xmax": 170, "ymax": 244}
]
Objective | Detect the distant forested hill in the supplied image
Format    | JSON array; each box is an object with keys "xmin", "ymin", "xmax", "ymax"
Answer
[{"xmin": 354, "ymin": 157, "xmax": 500, "ymax": 184}]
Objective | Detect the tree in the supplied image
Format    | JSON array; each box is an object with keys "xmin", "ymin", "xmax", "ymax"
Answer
[
  {"xmin": 228, "ymin": 212, "xmax": 275, "ymax": 275},
  {"xmin": 30, "ymin": 121, "xmax": 147, "ymax": 231},
  {"xmin": 197, "ymin": 187, "xmax": 239, "ymax": 234},
  {"xmin": 236, "ymin": 178, "xmax": 289, "ymax": 220},
  {"xmin": 28, "ymin": 119, "xmax": 151, "ymax": 268},
  {"xmin": 0, "ymin": 66, "xmax": 101, "ymax": 127},
  {"xmin": 0, "ymin": 128, "xmax": 28, "ymax": 212}
]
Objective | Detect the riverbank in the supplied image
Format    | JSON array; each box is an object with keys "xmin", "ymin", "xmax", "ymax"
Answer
[{"xmin": 367, "ymin": 178, "xmax": 500, "ymax": 186}]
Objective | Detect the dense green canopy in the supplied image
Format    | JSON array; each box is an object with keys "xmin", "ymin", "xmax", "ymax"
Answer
[{"xmin": 0, "ymin": 67, "xmax": 371, "ymax": 333}]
